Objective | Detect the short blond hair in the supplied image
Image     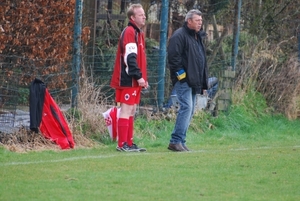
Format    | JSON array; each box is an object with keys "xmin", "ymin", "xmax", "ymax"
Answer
[{"xmin": 127, "ymin": 3, "xmax": 143, "ymax": 19}]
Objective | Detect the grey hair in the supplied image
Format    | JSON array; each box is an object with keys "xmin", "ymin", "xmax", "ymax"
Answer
[{"xmin": 185, "ymin": 9, "xmax": 202, "ymax": 21}]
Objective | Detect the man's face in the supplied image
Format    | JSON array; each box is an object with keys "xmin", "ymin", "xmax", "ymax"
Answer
[
  {"xmin": 131, "ymin": 7, "xmax": 146, "ymax": 29},
  {"xmin": 187, "ymin": 14, "xmax": 203, "ymax": 32}
]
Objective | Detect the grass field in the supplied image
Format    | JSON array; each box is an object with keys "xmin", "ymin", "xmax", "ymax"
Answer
[
  {"xmin": 1, "ymin": 136, "xmax": 299, "ymax": 200},
  {"xmin": 1, "ymin": 91, "xmax": 300, "ymax": 201}
]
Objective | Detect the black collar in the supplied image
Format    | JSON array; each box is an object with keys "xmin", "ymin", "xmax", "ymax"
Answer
[
  {"xmin": 183, "ymin": 22, "xmax": 206, "ymax": 38},
  {"xmin": 183, "ymin": 22, "xmax": 197, "ymax": 36},
  {"xmin": 128, "ymin": 21, "xmax": 141, "ymax": 33}
]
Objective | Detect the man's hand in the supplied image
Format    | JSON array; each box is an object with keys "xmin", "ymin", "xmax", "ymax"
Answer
[{"xmin": 137, "ymin": 78, "xmax": 148, "ymax": 88}]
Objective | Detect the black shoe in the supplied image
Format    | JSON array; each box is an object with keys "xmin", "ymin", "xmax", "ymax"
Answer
[
  {"xmin": 116, "ymin": 143, "xmax": 131, "ymax": 152},
  {"xmin": 168, "ymin": 143, "xmax": 186, "ymax": 152},
  {"xmin": 117, "ymin": 143, "xmax": 146, "ymax": 152},
  {"xmin": 130, "ymin": 143, "xmax": 147, "ymax": 152}
]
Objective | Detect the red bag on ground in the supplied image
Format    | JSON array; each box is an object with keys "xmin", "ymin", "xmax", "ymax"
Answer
[{"xmin": 39, "ymin": 89, "xmax": 75, "ymax": 149}]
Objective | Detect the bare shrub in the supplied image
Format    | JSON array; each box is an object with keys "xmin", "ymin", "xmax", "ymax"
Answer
[
  {"xmin": 68, "ymin": 67, "xmax": 111, "ymax": 141},
  {"xmin": 235, "ymin": 37, "xmax": 300, "ymax": 119},
  {"xmin": 0, "ymin": 127, "xmax": 59, "ymax": 153}
]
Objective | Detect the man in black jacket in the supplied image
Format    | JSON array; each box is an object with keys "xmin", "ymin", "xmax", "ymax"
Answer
[{"xmin": 167, "ymin": 9, "xmax": 208, "ymax": 152}]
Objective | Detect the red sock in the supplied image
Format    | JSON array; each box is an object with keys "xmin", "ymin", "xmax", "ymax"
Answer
[
  {"xmin": 127, "ymin": 116, "xmax": 134, "ymax": 146},
  {"xmin": 117, "ymin": 118, "xmax": 129, "ymax": 147}
]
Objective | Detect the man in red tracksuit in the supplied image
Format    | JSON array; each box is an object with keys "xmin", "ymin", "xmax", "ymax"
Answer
[{"xmin": 110, "ymin": 3, "xmax": 148, "ymax": 152}]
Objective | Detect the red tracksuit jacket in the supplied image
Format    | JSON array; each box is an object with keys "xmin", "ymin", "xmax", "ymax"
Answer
[{"xmin": 110, "ymin": 21, "xmax": 147, "ymax": 89}]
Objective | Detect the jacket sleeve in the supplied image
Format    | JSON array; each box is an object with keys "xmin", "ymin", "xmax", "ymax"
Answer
[
  {"xmin": 167, "ymin": 32, "xmax": 185, "ymax": 74},
  {"xmin": 123, "ymin": 29, "xmax": 142, "ymax": 80}
]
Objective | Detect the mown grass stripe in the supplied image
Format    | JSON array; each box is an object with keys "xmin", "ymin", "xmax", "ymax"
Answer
[{"xmin": 1, "ymin": 145, "xmax": 299, "ymax": 167}]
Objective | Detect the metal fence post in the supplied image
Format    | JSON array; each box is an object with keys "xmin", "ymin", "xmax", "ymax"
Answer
[
  {"xmin": 71, "ymin": 0, "xmax": 83, "ymax": 108},
  {"xmin": 231, "ymin": 0, "xmax": 242, "ymax": 71},
  {"xmin": 298, "ymin": 27, "xmax": 300, "ymax": 61},
  {"xmin": 157, "ymin": 0, "xmax": 169, "ymax": 108}
]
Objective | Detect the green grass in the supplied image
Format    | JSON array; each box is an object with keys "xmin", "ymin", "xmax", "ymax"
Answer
[
  {"xmin": 0, "ymin": 143, "xmax": 299, "ymax": 201},
  {"xmin": 1, "ymin": 114, "xmax": 300, "ymax": 201},
  {"xmin": 1, "ymin": 90, "xmax": 300, "ymax": 200}
]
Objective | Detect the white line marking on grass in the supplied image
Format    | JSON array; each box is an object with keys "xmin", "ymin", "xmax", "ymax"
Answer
[
  {"xmin": 1, "ymin": 145, "xmax": 299, "ymax": 167},
  {"xmin": 0, "ymin": 153, "xmax": 148, "ymax": 166}
]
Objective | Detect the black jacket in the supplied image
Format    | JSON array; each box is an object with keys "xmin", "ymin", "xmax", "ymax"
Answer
[
  {"xmin": 168, "ymin": 22, "xmax": 208, "ymax": 93},
  {"xmin": 29, "ymin": 78, "xmax": 46, "ymax": 132}
]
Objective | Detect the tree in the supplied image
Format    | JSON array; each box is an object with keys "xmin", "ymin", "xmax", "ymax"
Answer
[{"xmin": 0, "ymin": 0, "xmax": 75, "ymax": 90}]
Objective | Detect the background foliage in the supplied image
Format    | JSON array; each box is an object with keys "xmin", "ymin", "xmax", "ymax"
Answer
[{"xmin": 0, "ymin": 0, "xmax": 75, "ymax": 90}]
